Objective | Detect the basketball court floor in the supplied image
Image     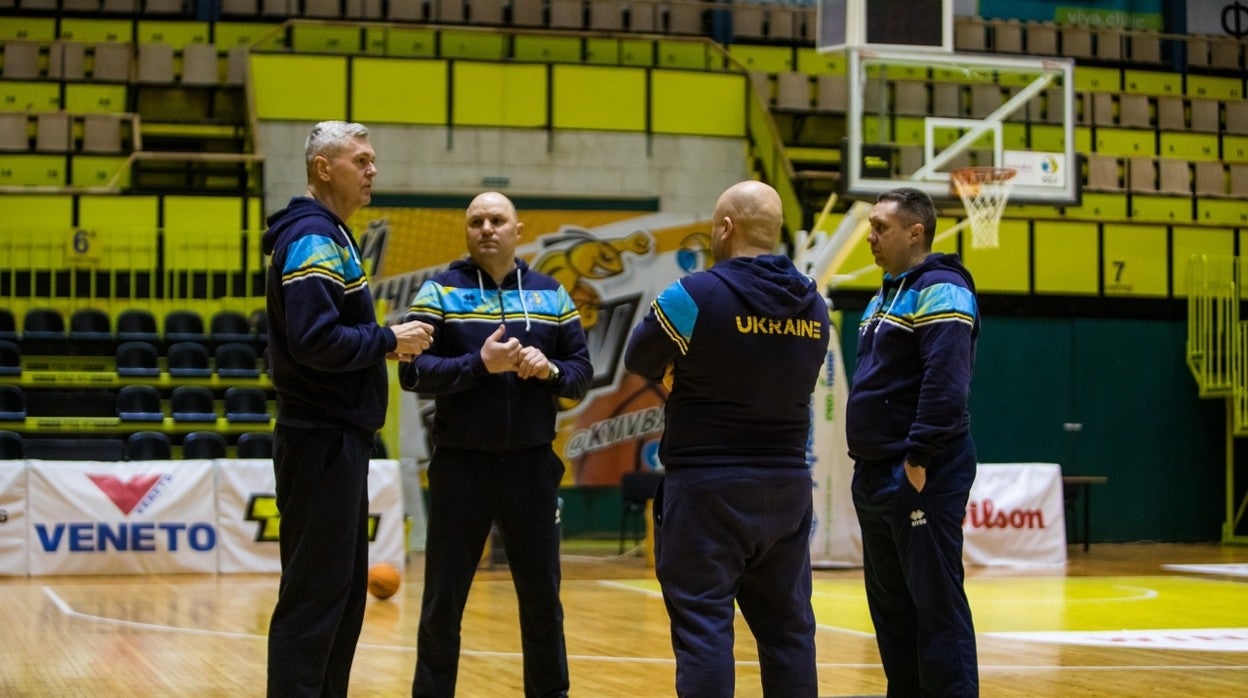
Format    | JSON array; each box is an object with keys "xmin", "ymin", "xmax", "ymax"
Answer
[{"xmin": 2, "ymin": 541, "xmax": 1246, "ymax": 696}]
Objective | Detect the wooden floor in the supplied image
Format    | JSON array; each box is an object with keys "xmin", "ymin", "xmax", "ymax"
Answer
[{"xmin": 2, "ymin": 542, "xmax": 1248, "ymax": 696}]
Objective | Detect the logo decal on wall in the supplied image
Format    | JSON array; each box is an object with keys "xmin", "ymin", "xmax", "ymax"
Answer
[{"xmin": 88, "ymin": 474, "xmax": 164, "ymax": 515}]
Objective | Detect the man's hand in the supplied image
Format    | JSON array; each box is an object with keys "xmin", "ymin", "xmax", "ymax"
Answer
[
  {"xmin": 904, "ymin": 461, "xmax": 926, "ymax": 493},
  {"xmin": 390, "ymin": 320, "xmax": 435, "ymax": 360},
  {"xmin": 516, "ymin": 345, "xmax": 553, "ymax": 380},
  {"xmin": 481, "ymin": 324, "xmax": 521, "ymax": 373}
]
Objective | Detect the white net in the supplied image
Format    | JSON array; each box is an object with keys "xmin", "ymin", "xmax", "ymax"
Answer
[{"xmin": 951, "ymin": 167, "xmax": 1017, "ymax": 249}]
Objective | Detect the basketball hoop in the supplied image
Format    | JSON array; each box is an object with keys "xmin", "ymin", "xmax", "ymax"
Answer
[{"xmin": 950, "ymin": 166, "xmax": 1017, "ymax": 249}]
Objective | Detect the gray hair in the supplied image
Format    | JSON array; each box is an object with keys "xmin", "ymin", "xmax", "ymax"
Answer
[{"xmin": 304, "ymin": 121, "xmax": 370, "ymax": 169}]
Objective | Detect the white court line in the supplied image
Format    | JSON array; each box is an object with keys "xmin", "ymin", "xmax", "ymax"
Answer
[
  {"xmin": 43, "ymin": 585, "xmax": 1248, "ymax": 669},
  {"xmin": 988, "ymin": 628, "xmax": 1248, "ymax": 652},
  {"xmin": 1163, "ymin": 563, "xmax": 1248, "ymax": 578},
  {"xmin": 42, "ymin": 586, "xmax": 263, "ymax": 641}
]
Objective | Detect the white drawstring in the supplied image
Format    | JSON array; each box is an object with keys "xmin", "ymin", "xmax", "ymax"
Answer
[
  {"xmin": 873, "ymin": 278, "xmax": 906, "ymax": 334},
  {"xmin": 477, "ymin": 265, "xmax": 531, "ymax": 332},
  {"xmin": 516, "ymin": 266, "xmax": 532, "ymax": 331}
]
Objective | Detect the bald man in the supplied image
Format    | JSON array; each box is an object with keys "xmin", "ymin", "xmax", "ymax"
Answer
[
  {"xmin": 624, "ymin": 181, "xmax": 830, "ymax": 697},
  {"xmin": 399, "ymin": 192, "xmax": 592, "ymax": 698}
]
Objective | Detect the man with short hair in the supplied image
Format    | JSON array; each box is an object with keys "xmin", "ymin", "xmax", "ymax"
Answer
[
  {"xmin": 846, "ymin": 187, "xmax": 981, "ymax": 697},
  {"xmin": 624, "ymin": 180, "xmax": 829, "ymax": 697},
  {"xmin": 400, "ymin": 191, "xmax": 592, "ymax": 698},
  {"xmin": 263, "ymin": 120, "xmax": 434, "ymax": 697}
]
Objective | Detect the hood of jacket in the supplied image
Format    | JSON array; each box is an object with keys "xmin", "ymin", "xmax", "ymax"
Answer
[
  {"xmin": 443, "ymin": 255, "xmax": 530, "ymax": 288},
  {"xmin": 261, "ymin": 196, "xmax": 346, "ymax": 256},
  {"xmin": 709, "ymin": 253, "xmax": 821, "ymax": 317},
  {"xmin": 887, "ymin": 252, "xmax": 977, "ymax": 295}
]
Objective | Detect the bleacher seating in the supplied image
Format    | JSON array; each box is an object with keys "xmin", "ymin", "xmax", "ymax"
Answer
[
  {"xmin": 0, "ymin": 385, "xmax": 25, "ymax": 421},
  {"xmin": 23, "ymin": 436, "xmax": 126, "ymax": 462},
  {"xmin": 236, "ymin": 431, "xmax": 274, "ymax": 459},
  {"xmin": 167, "ymin": 341, "xmax": 213, "ymax": 377},
  {"xmin": 215, "ymin": 342, "xmax": 261, "ymax": 378},
  {"xmin": 0, "ymin": 340, "xmax": 20, "ymax": 376},
  {"xmin": 0, "ymin": 430, "xmax": 22, "ymax": 459},
  {"xmin": 164, "ymin": 310, "xmax": 208, "ymax": 345},
  {"xmin": 0, "ymin": 310, "xmax": 16, "ymax": 342},
  {"xmin": 116, "ymin": 309, "xmax": 160, "ymax": 343},
  {"xmin": 170, "ymin": 385, "xmax": 218, "ymax": 423},
  {"xmin": 115, "ymin": 340, "xmax": 161, "ymax": 377},
  {"xmin": 68, "ymin": 307, "xmax": 115, "ymax": 354},
  {"xmin": 126, "ymin": 430, "xmax": 171, "ymax": 460},
  {"xmin": 182, "ymin": 430, "xmax": 227, "ymax": 459},
  {"xmin": 224, "ymin": 386, "xmax": 270, "ymax": 423},
  {"xmin": 19, "ymin": 309, "xmax": 67, "ymax": 355},
  {"xmin": 116, "ymin": 384, "xmax": 165, "ymax": 422},
  {"xmin": 209, "ymin": 309, "xmax": 255, "ymax": 347}
]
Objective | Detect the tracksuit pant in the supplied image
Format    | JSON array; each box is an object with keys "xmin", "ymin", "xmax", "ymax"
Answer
[
  {"xmin": 267, "ymin": 423, "xmax": 374, "ymax": 698},
  {"xmin": 413, "ymin": 446, "xmax": 568, "ymax": 698},
  {"xmin": 852, "ymin": 433, "xmax": 979, "ymax": 698},
  {"xmin": 654, "ymin": 465, "xmax": 818, "ymax": 698}
]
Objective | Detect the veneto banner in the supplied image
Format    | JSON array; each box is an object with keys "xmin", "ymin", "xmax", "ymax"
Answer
[
  {"xmin": 0, "ymin": 459, "xmax": 405, "ymax": 576},
  {"xmin": 27, "ymin": 459, "xmax": 217, "ymax": 575}
]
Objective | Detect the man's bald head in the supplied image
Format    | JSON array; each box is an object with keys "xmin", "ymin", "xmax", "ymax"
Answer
[
  {"xmin": 467, "ymin": 191, "xmax": 518, "ymax": 220},
  {"xmin": 710, "ymin": 181, "xmax": 783, "ymax": 262}
]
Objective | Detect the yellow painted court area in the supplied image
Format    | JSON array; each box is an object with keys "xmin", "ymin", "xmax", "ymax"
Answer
[{"xmin": 620, "ymin": 573, "xmax": 1248, "ymax": 635}]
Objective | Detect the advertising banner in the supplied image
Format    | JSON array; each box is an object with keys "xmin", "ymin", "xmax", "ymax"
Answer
[
  {"xmin": 28, "ymin": 459, "xmax": 217, "ymax": 575},
  {"xmin": 963, "ymin": 462, "xmax": 1067, "ymax": 566},
  {"xmin": 808, "ymin": 317, "xmax": 863, "ymax": 568},
  {"xmin": 216, "ymin": 459, "xmax": 405, "ymax": 574},
  {"xmin": 0, "ymin": 460, "xmax": 27, "ymax": 576}
]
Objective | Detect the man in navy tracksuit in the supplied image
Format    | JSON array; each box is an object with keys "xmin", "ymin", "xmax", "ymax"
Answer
[
  {"xmin": 399, "ymin": 192, "xmax": 592, "ymax": 698},
  {"xmin": 624, "ymin": 181, "xmax": 829, "ymax": 697},
  {"xmin": 846, "ymin": 187, "xmax": 980, "ymax": 697},
  {"xmin": 263, "ymin": 121, "xmax": 434, "ymax": 697}
]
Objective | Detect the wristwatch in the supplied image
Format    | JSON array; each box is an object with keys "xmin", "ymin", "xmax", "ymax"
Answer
[{"xmin": 546, "ymin": 362, "xmax": 562, "ymax": 383}]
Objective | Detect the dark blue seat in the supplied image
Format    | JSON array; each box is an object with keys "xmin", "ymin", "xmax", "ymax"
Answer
[
  {"xmin": 0, "ymin": 339, "xmax": 20, "ymax": 376},
  {"xmin": 166, "ymin": 341, "xmax": 212, "ymax": 378},
  {"xmin": 0, "ymin": 430, "xmax": 22, "ymax": 459},
  {"xmin": 116, "ymin": 385, "xmax": 164, "ymax": 422},
  {"xmin": 0, "ymin": 385, "xmax": 27, "ymax": 421},
  {"xmin": 235, "ymin": 431, "xmax": 273, "ymax": 459},
  {"xmin": 210, "ymin": 309, "xmax": 254, "ymax": 347},
  {"xmin": 117, "ymin": 309, "xmax": 160, "ymax": 344},
  {"xmin": 115, "ymin": 341, "xmax": 161, "ymax": 377},
  {"xmin": 68, "ymin": 307, "xmax": 114, "ymax": 354},
  {"xmin": 21, "ymin": 308, "xmax": 67, "ymax": 354},
  {"xmin": 214, "ymin": 341, "xmax": 260, "ymax": 378},
  {"xmin": 170, "ymin": 385, "xmax": 217, "ymax": 422},
  {"xmin": 0, "ymin": 308, "xmax": 18, "ymax": 343},
  {"xmin": 126, "ymin": 431, "xmax": 171, "ymax": 461},
  {"xmin": 182, "ymin": 431, "xmax": 227, "ymax": 459},
  {"xmin": 164, "ymin": 310, "xmax": 207, "ymax": 346},
  {"xmin": 224, "ymin": 386, "xmax": 270, "ymax": 423}
]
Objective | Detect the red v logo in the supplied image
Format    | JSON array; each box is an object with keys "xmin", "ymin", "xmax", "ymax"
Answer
[{"xmin": 88, "ymin": 474, "xmax": 162, "ymax": 515}]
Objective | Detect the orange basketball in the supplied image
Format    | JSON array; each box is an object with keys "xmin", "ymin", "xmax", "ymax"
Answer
[{"xmin": 367, "ymin": 563, "xmax": 402, "ymax": 600}]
